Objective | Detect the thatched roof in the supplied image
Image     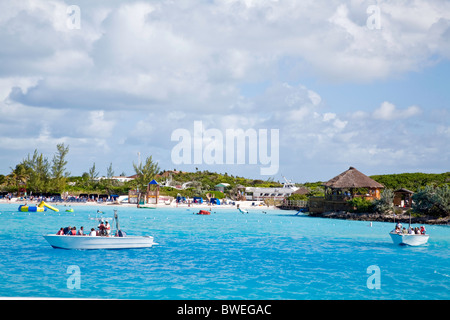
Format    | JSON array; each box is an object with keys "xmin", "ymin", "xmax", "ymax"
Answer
[
  {"xmin": 323, "ymin": 167, "xmax": 384, "ymax": 189},
  {"xmin": 292, "ymin": 187, "xmax": 310, "ymax": 195},
  {"xmin": 394, "ymin": 188, "xmax": 414, "ymax": 194}
]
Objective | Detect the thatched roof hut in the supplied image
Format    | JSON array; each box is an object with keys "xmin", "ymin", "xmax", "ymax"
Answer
[
  {"xmin": 322, "ymin": 167, "xmax": 384, "ymax": 201},
  {"xmin": 323, "ymin": 167, "xmax": 384, "ymax": 189},
  {"xmin": 292, "ymin": 187, "xmax": 310, "ymax": 195},
  {"xmin": 393, "ymin": 188, "xmax": 414, "ymax": 208},
  {"xmin": 309, "ymin": 167, "xmax": 385, "ymax": 214}
]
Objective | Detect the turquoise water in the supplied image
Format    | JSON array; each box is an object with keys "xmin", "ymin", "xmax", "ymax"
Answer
[{"xmin": 0, "ymin": 203, "xmax": 449, "ymax": 300}]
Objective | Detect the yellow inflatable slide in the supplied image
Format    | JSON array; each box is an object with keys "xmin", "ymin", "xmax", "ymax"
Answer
[{"xmin": 18, "ymin": 201, "xmax": 59, "ymax": 212}]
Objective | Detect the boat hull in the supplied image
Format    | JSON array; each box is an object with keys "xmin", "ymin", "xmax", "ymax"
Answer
[
  {"xmin": 389, "ymin": 232, "xmax": 429, "ymax": 246},
  {"xmin": 43, "ymin": 234, "xmax": 156, "ymax": 250}
]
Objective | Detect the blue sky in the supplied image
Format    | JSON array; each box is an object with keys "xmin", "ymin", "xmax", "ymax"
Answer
[
  {"xmin": 0, "ymin": 0, "xmax": 449, "ymax": 183},
  {"xmin": 316, "ymin": 62, "xmax": 450, "ymax": 112}
]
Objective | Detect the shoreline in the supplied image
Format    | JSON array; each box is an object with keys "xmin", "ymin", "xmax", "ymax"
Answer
[
  {"xmin": 307, "ymin": 211, "xmax": 450, "ymax": 225},
  {"xmin": 3, "ymin": 199, "xmax": 448, "ymax": 225},
  {"xmin": 0, "ymin": 199, "xmax": 278, "ymax": 211}
]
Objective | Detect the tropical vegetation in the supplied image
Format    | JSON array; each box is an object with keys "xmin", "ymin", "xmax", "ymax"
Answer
[
  {"xmin": 0, "ymin": 145, "xmax": 284, "ymax": 200},
  {"xmin": 370, "ymin": 172, "xmax": 450, "ymax": 190},
  {"xmin": 1, "ymin": 145, "xmax": 449, "ymax": 218},
  {"xmin": 412, "ymin": 185, "xmax": 450, "ymax": 217}
]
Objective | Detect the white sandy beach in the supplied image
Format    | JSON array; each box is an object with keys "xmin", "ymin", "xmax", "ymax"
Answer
[{"xmin": 0, "ymin": 198, "xmax": 278, "ymax": 211}]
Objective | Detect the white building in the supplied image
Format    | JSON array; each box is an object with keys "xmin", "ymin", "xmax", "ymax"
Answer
[
  {"xmin": 245, "ymin": 182, "xmax": 299, "ymax": 201},
  {"xmin": 93, "ymin": 176, "xmax": 135, "ymax": 183}
]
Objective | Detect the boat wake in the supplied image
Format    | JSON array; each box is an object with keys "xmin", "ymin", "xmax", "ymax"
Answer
[{"xmin": 434, "ymin": 270, "xmax": 450, "ymax": 278}]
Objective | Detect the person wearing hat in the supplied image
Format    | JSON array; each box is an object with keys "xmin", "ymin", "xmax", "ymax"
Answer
[{"xmin": 420, "ymin": 226, "xmax": 426, "ymax": 235}]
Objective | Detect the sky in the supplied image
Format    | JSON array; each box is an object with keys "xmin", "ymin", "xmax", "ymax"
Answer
[{"xmin": 0, "ymin": 0, "xmax": 449, "ymax": 183}]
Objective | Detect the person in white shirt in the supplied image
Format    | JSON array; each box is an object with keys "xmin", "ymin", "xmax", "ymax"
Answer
[
  {"xmin": 105, "ymin": 221, "xmax": 111, "ymax": 236},
  {"xmin": 89, "ymin": 228, "xmax": 97, "ymax": 236},
  {"xmin": 77, "ymin": 226, "xmax": 85, "ymax": 236}
]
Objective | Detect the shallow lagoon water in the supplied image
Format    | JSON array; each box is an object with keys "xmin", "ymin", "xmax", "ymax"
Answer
[{"xmin": 0, "ymin": 203, "xmax": 449, "ymax": 299}]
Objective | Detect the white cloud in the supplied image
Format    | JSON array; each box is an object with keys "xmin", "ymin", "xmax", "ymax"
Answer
[
  {"xmin": 437, "ymin": 125, "xmax": 450, "ymax": 137},
  {"xmin": 80, "ymin": 110, "xmax": 115, "ymax": 139},
  {"xmin": 3, "ymin": 0, "xmax": 450, "ymax": 111},
  {"xmin": 323, "ymin": 113, "xmax": 337, "ymax": 122},
  {"xmin": 0, "ymin": 0, "xmax": 449, "ymax": 179},
  {"xmin": 373, "ymin": 101, "xmax": 421, "ymax": 120}
]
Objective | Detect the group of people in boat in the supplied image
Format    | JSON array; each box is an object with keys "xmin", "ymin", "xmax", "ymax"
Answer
[
  {"xmin": 56, "ymin": 220, "xmax": 111, "ymax": 237},
  {"xmin": 392, "ymin": 222, "xmax": 426, "ymax": 235}
]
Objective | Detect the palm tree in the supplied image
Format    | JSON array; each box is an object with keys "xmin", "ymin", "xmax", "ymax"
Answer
[{"xmin": 7, "ymin": 163, "xmax": 31, "ymax": 190}]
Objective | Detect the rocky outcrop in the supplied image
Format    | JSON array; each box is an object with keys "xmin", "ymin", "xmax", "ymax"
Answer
[{"xmin": 308, "ymin": 211, "xmax": 450, "ymax": 225}]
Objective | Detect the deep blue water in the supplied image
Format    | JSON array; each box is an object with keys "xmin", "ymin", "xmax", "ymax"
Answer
[{"xmin": 0, "ymin": 203, "xmax": 449, "ymax": 300}]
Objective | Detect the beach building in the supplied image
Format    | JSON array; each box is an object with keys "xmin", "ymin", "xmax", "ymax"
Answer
[
  {"xmin": 93, "ymin": 175, "xmax": 135, "ymax": 183},
  {"xmin": 232, "ymin": 184, "xmax": 247, "ymax": 201},
  {"xmin": 393, "ymin": 188, "xmax": 414, "ymax": 208},
  {"xmin": 215, "ymin": 183, "xmax": 230, "ymax": 193},
  {"xmin": 146, "ymin": 179, "xmax": 160, "ymax": 204},
  {"xmin": 128, "ymin": 179, "xmax": 166, "ymax": 205},
  {"xmin": 113, "ymin": 176, "xmax": 135, "ymax": 183},
  {"xmin": 309, "ymin": 167, "xmax": 384, "ymax": 213}
]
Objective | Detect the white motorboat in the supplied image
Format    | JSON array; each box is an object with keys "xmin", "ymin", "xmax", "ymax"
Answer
[
  {"xmin": 389, "ymin": 210, "xmax": 429, "ymax": 246},
  {"xmin": 43, "ymin": 210, "xmax": 157, "ymax": 250},
  {"xmin": 389, "ymin": 232, "xmax": 429, "ymax": 246},
  {"xmin": 43, "ymin": 234, "xmax": 156, "ymax": 250}
]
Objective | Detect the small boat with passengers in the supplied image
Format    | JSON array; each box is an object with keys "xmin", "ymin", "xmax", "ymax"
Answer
[
  {"xmin": 389, "ymin": 210, "xmax": 429, "ymax": 246},
  {"xmin": 43, "ymin": 210, "xmax": 157, "ymax": 250},
  {"xmin": 389, "ymin": 231, "xmax": 429, "ymax": 246}
]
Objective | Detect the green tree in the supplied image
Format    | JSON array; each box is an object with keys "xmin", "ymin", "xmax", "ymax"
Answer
[
  {"xmin": 101, "ymin": 162, "xmax": 116, "ymax": 193},
  {"xmin": 412, "ymin": 185, "xmax": 436, "ymax": 215},
  {"xmin": 413, "ymin": 185, "xmax": 450, "ymax": 217},
  {"xmin": 286, "ymin": 193, "xmax": 308, "ymax": 201},
  {"xmin": 106, "ymin": 162, "xmax": 114, "ymax": 179},
  {"xmin": 371, "ymin": 172, "xmax": 450, "ymax": 190},
  {"xmin": 6, "ymin": 163, "xmax": 31, "ymax": 191},
  {"xmin": 132, "ymin": 155, "xmax": 160, "ymax": 191},
  {"xmin": 347, "ymin": 197, "xmax": 374, "ymax": 213},
  {"xmin": 88, "ymin": 163, "xmax": 99, "ymax": 180},
  {"xmin": 24, "ymin": 150, "xmax": 50, "ymax": 193},
  {"xmin": 435, "ymin": 185, "xmax": 450, "ymax": 216},
  {"xmin": 373, "ymin": 189, "xmax": 394, "ymax": 214},
  {"xmin": 51, "ymin": 143, "xmax": 70, "ymax": 192}
]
